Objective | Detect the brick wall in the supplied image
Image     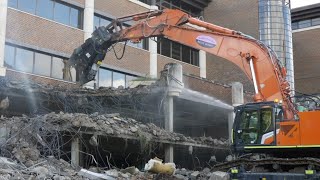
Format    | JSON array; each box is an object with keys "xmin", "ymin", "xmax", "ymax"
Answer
[
  {"xmin": 6, "ymin": 69, "xmax": 77, "ymax": 88},
  {"xmin": 6, "ymin": 9, "xmax": 84, "ymax": 55},
  {"xmin": 184, "ymin": 75, "xmax": 253, "ymax": 105},
  {"xmin": 203, "ymin": 0, "xmax": 258, "ymax": 92},
  {"xmin": 157, "ymin": 55, "xmax": 200, "ymax": 77},
  {"xmin": 105, "ymin": 44, "xmax": 150, "ymax": 75},
  {"xmin": 293, "ymin": 29, "xmax": 320, "ymax": 94}
]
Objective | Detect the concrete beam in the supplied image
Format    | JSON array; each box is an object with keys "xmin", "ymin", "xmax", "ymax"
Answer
[{"xmin": 0, "ymin": 0, "xmax": 8, "ymax": 76}]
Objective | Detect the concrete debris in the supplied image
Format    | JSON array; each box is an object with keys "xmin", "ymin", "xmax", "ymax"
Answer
[
  {"xmin": 144, "ymin": 157, "xmax": 176, "ymax": 175},
  {"xmin": 190, "ymin": 171, "xmax": 200, "ymax": 180},
  {"xmin": 78, "ymin": 169, "xmax": 116, "ymax": 180},
  {"xmin": 0, "ymin": 112, "xmax": 229, "ymax": 148},
  {"xmin": 209, "ymin": 171, "xmax": 229, "ymax": 180}
]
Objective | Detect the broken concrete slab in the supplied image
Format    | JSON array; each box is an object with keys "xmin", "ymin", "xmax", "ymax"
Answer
[
  {"xmin": 209, "ymin": 171, "xmax": 229, "ymax": 180},
  {"xmin": 78, "ymin": 169, "xmax": 116, "ymax": 180}
]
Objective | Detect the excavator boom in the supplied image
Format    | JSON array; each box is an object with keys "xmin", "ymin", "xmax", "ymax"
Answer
[{"xmin": 69, "ymin": 9, "xmax": 295, "ymax": 120}]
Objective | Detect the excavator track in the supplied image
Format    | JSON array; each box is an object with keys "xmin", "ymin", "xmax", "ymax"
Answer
[{"xmin": 212, "ymin": 157, "xmax": 320, "ymax": 172}]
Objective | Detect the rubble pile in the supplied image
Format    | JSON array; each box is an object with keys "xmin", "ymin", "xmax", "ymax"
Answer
[
  {"xmin": 0, "ymin": 112, "xmax": 229, "ymax": 179},
  {"xmin": 1, "ymin": 112, "xmax": 229, "ymax": 148}
]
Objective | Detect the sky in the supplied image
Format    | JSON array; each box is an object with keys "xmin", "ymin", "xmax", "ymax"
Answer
[{"xmin": 291, "ymin": 0, "xmax": 320, "ymax": 8}]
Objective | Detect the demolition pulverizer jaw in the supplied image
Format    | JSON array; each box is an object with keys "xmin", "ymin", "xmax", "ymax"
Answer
[{"xmin": 69, "ymin": 26, "xmax": 115, "ymax": 85}]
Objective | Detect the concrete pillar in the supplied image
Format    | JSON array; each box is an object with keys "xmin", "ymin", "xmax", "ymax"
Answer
[
  {"xmin": 149, "ymin": 4, "xmax": 158, "ymax": 79},
  {"xmin": 83, "ymin": 0, "xmax": 95, "ymax": 88},
  {"xmin": 231, "ymin": 82, "xmax": 244, "ymax": 107},
  {"xmin": 83, "ymin": 0, "xmax": 94, "ymax": 40},
  {"xmin": 0, "ymin": 0, "xmax": 8, "ymax": 76},
  {"xmin": 229, "ymin": 82, "xmax": 244, "ymax": 141},
  {"xmin": 199, "ymin": 50, "xmax": 206, "ymax": 78},
  {"xmin": 164, "ymin": 96, "xmax": 174, "ymax": 162},
  {"xmin": 71, "ymin": 137, "xmax": 80, "ymax": 167},
  {"xmin": 149, "ymin": 38, "xmax": 157, "ymax": 79},
  {"xmin": 163, "ymin": 63, "xmax": 183, "ymax": 163}
]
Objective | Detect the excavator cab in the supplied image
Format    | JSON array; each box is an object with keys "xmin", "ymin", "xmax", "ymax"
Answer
[{"xmin": 233, "ymin": 102, "xmax": 283, "ymax": 152}]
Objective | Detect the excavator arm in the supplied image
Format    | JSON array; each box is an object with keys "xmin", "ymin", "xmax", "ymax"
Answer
[{"xmin": 69, "ymin": 9, "xmax": 296, "ymax": 120}]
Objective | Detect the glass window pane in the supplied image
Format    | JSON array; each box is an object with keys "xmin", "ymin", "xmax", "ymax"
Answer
[
  {"xmin": 126, "ymin": 75, "xmax": 137, "ymax": 88},
  {"xmin": 112, "ymin": 72, "xmax": 125, "ymax": 88},
  {"xmin": 70, "ymin": 8, "xmax": 80, "ymax": 28},
  {"xmin": 51, "ymin": 57, "xmax": 64, "ymax": 79},
  {"xmin": 182, "ymin": 45, "xmax": 191, "ymax": 64},
  {"xmin": 161, "ymin": 38, "xmax": 171, "ymax": 57},
  {"xmin": 4, "ymin": 45, "xmax": 15, "ymax": 69},
  {"xmin": 191, "ymin": 49, "xmax": 199, "ymax": 66},
  {"xmin": 34, "ymin": 53, "xmax": 51, "ymax": 76},
  {"xmin": 16, "ymin": 48, "xmax": 33, "ymax": 73},
  {"xmin": 54, "ymin": 3, "xmax": 70, "ymax": 25},
  {"xmin": 18, "ymin": 0, "xmax": 36, "ymax": 14},
  {"xmin": 98, "ymin": 68, "xmax": 112, "ymax": 87},
  {"xmin": 8, "ymin": 0, "xmax": 18, "ymax": 8},
  {"xmin": 36, "ymin": 0, "xmax": 53, "ymax": 19},
  {"xmin": 312, "ymin": 18, "xmax": 320, "ymax": 26},
  {"xmin": 100, "ymin": 18, "xmax": 111, "ymax": 27},
  {"xmin": 94, "ymin": 15, "xmax": 100, "ymax": 29},
  {"xmin": 298, "ymin": 19, "xmax": 311, "ymax": 29},
  {"xmin": 171, "ymin": 42, "xmax": 181, "ymax": 60}
]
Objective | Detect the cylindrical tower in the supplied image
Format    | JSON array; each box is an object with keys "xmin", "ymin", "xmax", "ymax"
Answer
[{"xmin": 259, "ymin": 0, "xmax": 294, "ymax": 95}]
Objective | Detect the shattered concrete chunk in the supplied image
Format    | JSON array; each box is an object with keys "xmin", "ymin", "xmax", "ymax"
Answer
[
  {"xmin": 209, "ymin": 171, "xmax": 229, "ymax": 180},
  {"xmin": 190, "ymin": 171, "xmax": 200, "ymax": 180},
  {"xmin": 78, "ymin": 169, "xmax": 116, "ymax": 180}
]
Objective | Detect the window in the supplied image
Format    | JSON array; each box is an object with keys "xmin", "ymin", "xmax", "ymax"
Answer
[
  {"xmin": 98, "ymin": 68, "xmax": 112, "ymax": 87},
  {"xmin": 113, "ymin": 72, "xmax": 125, "ymax": 88},
  {"xmin": 96, "ymin": 67, "xmax": 138, "ymax": 88},
  {"xmin": 16, "ymin": 48, "xmax": 33, "ymax": 73},
  {"xmin": 51, "ymin": 57, "xmax": 64, "ymax": 79},
  {"xmin": 36, "ymin": 0, "xmax": 54, "ymax": 20},
  {"xmin": 8, "ymin": 0, "xmax": 17, "ymax": 8},
  {"xmin": 312, "ymin": 17, "xmax": 320, "ymax": 26},
  {"xmin": 158, "ymin": 37, "xmax": 200, "ymax": 66},
  {"xmin": 94, "ymin": 15, "xmax": 112, "ymax": 28},
  {"xmin": 4, "ymin": 45, "xmax": 15, "ymax": 68},
  {"xmin": 126, "ymin": 75, "xmax": 137, "ymax": 88},
  {"xmin": 9, "ymin": 0, "xmax": 82, "ymax": 29},
  {"xmin": 18, "ymin": 0, "xmax": 36, "ymax": 14},
  {"xmin": 298, "ymin": 19, "xmax": 311, "ymax": 29},
  {"xmin": 34, "ymin": 53, "xmax": 51, "ymax": 76},
  {"xmin": 70, "ymin": 8, "xmax": 80, "ymax": 28},
  {"xmin": 54, "ymin": 3, "xmax": 70, "ymax": 25},
  {"xmin": 4, "ymin": 44, "xmax": 76, "ymax": 82},
  {"xmin": 292, "ymin": 16, "xmax": 320, "ymax": 30}
]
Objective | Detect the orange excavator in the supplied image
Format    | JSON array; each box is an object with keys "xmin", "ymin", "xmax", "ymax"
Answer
[{"xmin": 69, "ymin": 9, "xmax": 320, "ymax": 176}]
